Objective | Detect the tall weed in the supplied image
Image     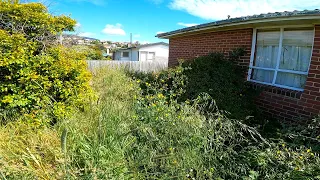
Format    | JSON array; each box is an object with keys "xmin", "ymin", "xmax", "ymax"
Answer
[{"xmin": 1, "ymin": 66, "xmax": 319, "ymax": 179}]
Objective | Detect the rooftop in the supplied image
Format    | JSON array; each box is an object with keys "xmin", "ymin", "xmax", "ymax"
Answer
[
  {"xmin": 117, "ymin": 42, "xmax": 169, "ymax": 51},
  {"xmin": 156, "ymin": 9, "xmax": 320, "ymax": 39}
]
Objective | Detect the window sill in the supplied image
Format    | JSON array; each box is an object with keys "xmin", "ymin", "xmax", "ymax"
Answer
[{"xmin": 249, "ymin": 82, "xmax": 302, "ymax": 99}]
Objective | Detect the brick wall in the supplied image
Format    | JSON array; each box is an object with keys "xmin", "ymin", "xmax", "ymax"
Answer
[
  {"xmin": 168, "ymin": 26, "xmax": 320, "ymax": 121},
  {"xmin": 168, "ymin": 29, "xmax": 253, "ymax": 67}
]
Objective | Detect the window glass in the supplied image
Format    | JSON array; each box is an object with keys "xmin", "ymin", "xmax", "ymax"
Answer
[
  {"xmin": 148, "ymin": 52, "xmax": 155, "ymax": 60},
  {"xmin": 254, "ymin": 31, "xmax": 280, "ymax": 68},
  {"xmin": 122, "ymin": 52, "xmax": 129, "ymax": 57},
  {"xmin": 251, "ymin": 69, "xmax": 274, "ymax": 83},
  {"xmin": 275, "ymin": 72, "xmax": 307, "ymax": 89},
  {"xmin": 280, "ymin": 30, "xmax": 313, "ymax": 72}
]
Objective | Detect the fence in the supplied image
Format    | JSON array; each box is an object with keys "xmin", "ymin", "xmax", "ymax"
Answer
[{"xmin": 86, "ymin": 60, "xmax": 168, "ymax": 72}]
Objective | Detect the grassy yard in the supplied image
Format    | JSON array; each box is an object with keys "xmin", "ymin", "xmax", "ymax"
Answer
[{"xmin": 1, "ymin": 66, "xmax": 319, "ymax": 179}]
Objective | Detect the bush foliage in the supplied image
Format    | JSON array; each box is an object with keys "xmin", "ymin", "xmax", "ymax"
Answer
[
  {"xmin": 0, "ymin": 1, "xmax": 91, "ymax": 122},
  {"xmin": 129, "ymin": 63, "xmax": 320, "ymax": 179},
  {"xmin": 132, "ymin": 49, "xmax": 259, "ymax": 119},
  {"xmin": 71, "ymin": 45, "xmax": 104, "ymax": 60},
  {"xmin": 181, "ymin": 51, "xmax": 260, "ymax": 119},
  {"xmin": 0, "ymin": 1, "xmax": 75, "ymax": 48}
]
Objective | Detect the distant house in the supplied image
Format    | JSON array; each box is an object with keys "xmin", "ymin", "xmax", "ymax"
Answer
[
  {"xmin": 113, "ymin": 42, "xmax": 169, "ymax": 62},
  {"xmin": 157, "ymin": 10, "xmax": 320, "ymax": 121},
  {"xmin": 102, "ymin": 44, "xmax": 113, "ymax": 58},
  {"xmin": 76, "ymin": 39, "xmax": 85, "ymax": 45}
]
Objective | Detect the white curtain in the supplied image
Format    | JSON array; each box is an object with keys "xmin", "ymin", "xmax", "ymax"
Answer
[
  {"xmin": 252, "ymin": 30, "xmax": 313, "ymax": 89},
  {"xmin": 252, "ymin": 68, "xmax": 274, "ymax": 83},
  {"xmin": 252, "ymin": 31, "xmax": 279, "ymax": 83},
  {"xmin": 276, "ymin": 72, "xmax": 307, "ymax": 88},
  {"xmin": 275, "ymin": 30, "xmax": 313, "ymax": 88}
]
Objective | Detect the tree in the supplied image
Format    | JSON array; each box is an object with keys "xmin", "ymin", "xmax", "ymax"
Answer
[
  {"xmin": 0, "ymin": 1, "xmax": 91, "ymax": 122},
  {"xmin": 0, "ymin": 1, "xmax": 76, "ymax": 50}
]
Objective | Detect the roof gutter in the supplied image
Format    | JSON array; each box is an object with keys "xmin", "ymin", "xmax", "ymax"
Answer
[{"xmin": 157, "ymin": 15, "xmax": 320, "ymax": 39}]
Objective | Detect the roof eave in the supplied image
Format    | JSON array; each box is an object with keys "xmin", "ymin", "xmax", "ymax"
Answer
[{"xmin": 157, "ymin": 15, "xmax": 320, "ymax": 39}]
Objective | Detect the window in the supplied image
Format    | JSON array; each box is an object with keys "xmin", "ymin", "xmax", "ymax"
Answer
[
  {"xmin": 122, "ymin": 52, "xmax": 129, "ymax": 58},
  {"xmin": 148, "ymin": 52, "xmax": 155, "ymax": 60},
  {"xmin": 248, "ymin": 27, "xmax": 314, "ymax": 91}
]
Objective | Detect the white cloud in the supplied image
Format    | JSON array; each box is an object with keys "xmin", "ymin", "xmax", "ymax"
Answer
[
  {"xmin": 170, "ymin": 0, "xmax": 320, "ymax": 20},
  {"xmin": 78, "ymin": 32, "xmax": 96, "ymax": 37},
  {"xmin": 156, "ymin": 31, "xmax": 165, "ymax": 34},
  {"xmin": 102, "ymin": 23, "xmax": 126, "ymax": 36},
  {"xmin": 177, "ymin": 22, "xmax": 199, "ymax": 27},
  {"xmin": 75, "ymin": 22, "xmax": 81, "ymax": 28},
  {"xmin": 141, "ymin": 41, "xmax": 150, "ymax": 44},
  {"xmin": 134, "ymin": 34, "xmax": 141, "ymax": 38}
]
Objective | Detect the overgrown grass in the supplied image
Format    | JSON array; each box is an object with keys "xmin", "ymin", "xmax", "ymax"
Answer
[
  {"xmin": 0, "ymin": 66, "xmax": 320, "ymax": 179},
  {"xmin": 0, "ymin": 67, "xmax": 136, "ymax": 179},
  {"xmin": 60, "ymin": 67, "xmax": 137, "ymax": 179},
  {"xmin": 0, "ymin": 120, "xmax": 63, "ymax": 179}
]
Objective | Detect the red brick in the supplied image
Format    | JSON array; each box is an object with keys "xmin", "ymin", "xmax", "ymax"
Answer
[{"xmin": 303, "ymin": 107, "xmax": 319, "ymax": 114}]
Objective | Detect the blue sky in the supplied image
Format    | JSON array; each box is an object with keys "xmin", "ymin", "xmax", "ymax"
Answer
[{"xmin": 42, "ymin": 0, "xmax": 320, "ymax": 43}]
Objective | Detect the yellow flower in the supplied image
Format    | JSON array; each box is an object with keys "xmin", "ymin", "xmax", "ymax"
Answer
[
  {"xmin": 307, "ymin": 149, "xmax": 311, "ymax": 153},
  {"xmin": 173, "ymin": 160, "xmax": 178, "ymax": 165},
  {"xmin": 157, "ymin": 93, "xmax": 164, "ymax": 99},
  {"xmin": 299, "ymin": 156, "xmax": 303, "ymax": 160},
  {"xmin": 1, "ymin": 96, "xmax": 14, "ymax": 103}
]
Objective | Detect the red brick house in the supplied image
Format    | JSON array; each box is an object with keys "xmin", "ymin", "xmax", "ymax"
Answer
[{"xmin": 157, "ymin": 10, "xmax": 320, "ymax": 120}]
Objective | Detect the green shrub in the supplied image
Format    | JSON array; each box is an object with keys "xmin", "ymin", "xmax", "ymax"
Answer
[
  {"xmin": 0, "ymin": 31, "xmax": 91, "ymax": 121},
  {"xmin": 127, "ymin": 79, "xmax": 320, "ymax": 179},
  {"xmin": 0, "ymin": 1, "xmax": 75, "ymax": 49},
  {"xmin": 128, "ymin": 52, "xmax": 320, "ymax": 178},
  {"xmin": 0, "ymin": 1, "xmax": 92, "ymax": 123},
  {"xmin": 181, "ymin": 51, "xmax": 259, "ymax": 119},
  {"xmin": 71, "ymin": 45, "xmax": 104, "ymax": 60},
  {"xmin": 132, "ymin": 49, "xmax": 259, "ymax": 119},
  {"xmin": 280, "ymin": 116, "xmax": 320, "ymax": 152},
  {"xmin": 130, "ymin": 65, "xmax": 187, "ymax": 102}
]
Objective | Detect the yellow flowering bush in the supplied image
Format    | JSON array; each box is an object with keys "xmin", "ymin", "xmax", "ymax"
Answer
[{"xmin": 0, "ymin": 2, "xmax": 92, "ymax": 123}]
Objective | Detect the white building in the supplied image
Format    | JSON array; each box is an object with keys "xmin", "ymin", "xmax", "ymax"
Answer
[{"xmin": 113, "ymin": 42, "xmax": 168, "ymax": 62}]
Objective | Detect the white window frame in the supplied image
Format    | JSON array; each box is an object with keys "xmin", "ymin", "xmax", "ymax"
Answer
[
  {"xmin": 247, "ymin": 27, "xmax": 315, "ymax": 91},
  {"xmin": 147, "ymin": 52, "xmax": 156, "ymax": 60}
]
